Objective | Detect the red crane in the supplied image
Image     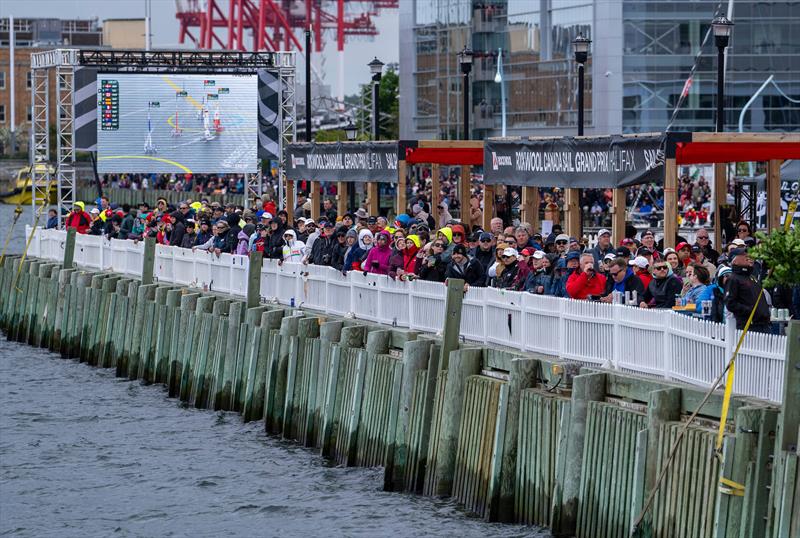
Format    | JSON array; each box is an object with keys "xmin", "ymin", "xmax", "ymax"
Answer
[{"xmin": 175, "ymin": 0, "xmax": 398, "ymax": 54}]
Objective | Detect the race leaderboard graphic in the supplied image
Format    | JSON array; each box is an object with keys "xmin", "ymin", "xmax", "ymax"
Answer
[{"xmin": 96, "ymin": 74, "xmax": 258, "ymax": 174}]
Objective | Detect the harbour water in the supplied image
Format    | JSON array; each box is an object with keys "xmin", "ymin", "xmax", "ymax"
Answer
[
  {"xmin": 0, "ymin": 206, "xmax": 546, "ymax": 537},
  {"xmin": 0, "ymin": 338, "xmax": 546, "ymax": 537}
]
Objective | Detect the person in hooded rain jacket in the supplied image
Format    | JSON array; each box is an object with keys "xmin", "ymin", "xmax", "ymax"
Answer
[
  {"xmin": 281, "ymin": 229, "xmax": 305, "ymax": 263},
  {"xmin": 342, "ymin": 229, "xmax": 365, "ymax": 273},
  {"xmin": 236, "ymin": 224, "xmax": 255, "ymax": 255},
  {"xmin": 362, "ymin": 230, "xmax": 393, "ymax": 275},
  {"xmin": 388, "ymin": 236, "xmax": 408, "ymax": 279},
  {"xmin": 65, "ymin": 202, "xmax": 92, "ymax": 234},
  {"xmin": 436, "ymin": 227, "xmax": 455, "ymax": 263}
]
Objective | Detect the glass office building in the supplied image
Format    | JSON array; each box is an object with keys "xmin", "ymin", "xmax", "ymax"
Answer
[{"xmin": 399, "ymin": 0, "xmax": 800, "ymax": 139}]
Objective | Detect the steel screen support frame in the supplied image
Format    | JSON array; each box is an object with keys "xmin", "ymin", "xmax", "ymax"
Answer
[
  {"xmin": 56, "ymin": 65, "xmax": 76, "ymax": 226},
  {"xmin": 278, "ymin": 52, "xmax": 297, "ymax": 211},
  {"xmin": 30, "ymin": 64, "xmax": 50, "ymax": 224}
]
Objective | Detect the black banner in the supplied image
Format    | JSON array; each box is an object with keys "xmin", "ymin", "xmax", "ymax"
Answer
[
  {"xmin": 484, "ymin": 135, "xmax": 665, "ymax": 188},
  {"xmin": 284, "ymin": 142, "xmax": 399, "ymax": 183}
]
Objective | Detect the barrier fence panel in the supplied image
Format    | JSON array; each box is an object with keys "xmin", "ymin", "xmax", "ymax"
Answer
[{"xmin": 26, "ymin": 227, "xmax": 788, "ymax": 403}]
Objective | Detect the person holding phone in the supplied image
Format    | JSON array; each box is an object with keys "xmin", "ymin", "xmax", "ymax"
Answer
[{"xmin": 566, "ymin": 253, "xmax": 607, "ymax": 300}]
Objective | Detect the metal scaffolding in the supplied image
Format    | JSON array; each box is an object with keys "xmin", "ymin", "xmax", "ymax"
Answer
[{"xmin": 56, "ymin": 65, "xmax": 76, "ymax": 225}]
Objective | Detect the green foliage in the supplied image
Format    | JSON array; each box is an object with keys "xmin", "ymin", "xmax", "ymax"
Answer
[
  {"xmin": 314, "ymin": 129, "xmax": 370, "ymax": 143},
  {"xmin": 356, "ymin": 66, "xmax": 399, "ymax": 140},
  {"xmin": 749, "ymin": 227, "xmax": 800, "ymax": 287}
]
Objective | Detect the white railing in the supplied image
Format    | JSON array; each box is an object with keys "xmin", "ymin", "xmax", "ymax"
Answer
[{"xmin": 28, "ymin": 227, "xmax": 787, "ymax": 403}]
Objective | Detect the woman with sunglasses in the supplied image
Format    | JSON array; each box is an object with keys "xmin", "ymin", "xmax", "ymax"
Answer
[
  {"xmin": 418, "ymin": 239, "xmax": 448, "ymax": 282},
  {"xmin": 639, "ymin": 260, "xmax": 683, "ymax": 309},
  {"xmin": 388, "ymin": 236, "xmax": 408, "ymax": 279},
  {"xmin": 735, "ymin": 221, "xmax": 752, "ymax": 241}
]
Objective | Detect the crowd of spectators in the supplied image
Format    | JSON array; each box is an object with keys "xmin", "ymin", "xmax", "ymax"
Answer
[{"xmin": 59, "ymin": 191, "xmax": 797, "ymax": 334}]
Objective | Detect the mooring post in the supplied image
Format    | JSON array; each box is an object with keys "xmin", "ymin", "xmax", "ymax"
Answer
[
  {"xmin": 63, "ymin": 228, "xmax": 76, "ymax": 270},
  {"xmin": 432, "ymin": 347, "xmax": 482, "ymax": 497},
  {"xmin": 247, "ymin": 250, "xmax": 263, "ymax": 309},
  {"xmin": 438, "ymin": 278, "xmax": 465, "ymax": 373},
  {"xmin": 776, "ymin": 320, "xmax": 800, "ymax": 454},
  {"xmin": 141, "ymin": 236, "xmax": 155, "ymax": 285},
  {"xmin": 492, "ymin": 356, "xmax": 539, "ymax": 522},
  {"xmin": 554, "ymin": 371, "xmax": 605, "ymax": 536}
]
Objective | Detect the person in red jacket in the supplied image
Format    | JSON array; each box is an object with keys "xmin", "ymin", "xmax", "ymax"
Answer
[
  {"xmin": 65, "ymin": 201, "xmax": 92, "ymax": 234},
  {"xmin": 566, "ymin": 252, "xmax": 607, "ymax": 300}
]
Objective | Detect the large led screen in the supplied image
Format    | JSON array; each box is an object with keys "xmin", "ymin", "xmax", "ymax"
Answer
[{"xmin": 96, "ymin": 74, "xmax": 257, "ymax": 174}]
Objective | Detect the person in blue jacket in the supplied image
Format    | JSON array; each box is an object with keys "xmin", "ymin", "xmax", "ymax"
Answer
[{"xmin": 681, "ymin": 263, "xmax": 714, "ymax": 314}]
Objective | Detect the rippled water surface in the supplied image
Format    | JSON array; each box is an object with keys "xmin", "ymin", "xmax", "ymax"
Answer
[{"xmin": 0, "ymin": 337, "xmax": 547, "ymax": 537}]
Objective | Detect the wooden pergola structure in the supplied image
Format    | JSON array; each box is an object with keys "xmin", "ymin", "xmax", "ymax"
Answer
[
  {"xmin": 283, "ymin": 133, "xmax": 799, "ymax": 247},
  {"xmin": 662, "ymin": 131, "xmax": 800, "ymax": 248}
]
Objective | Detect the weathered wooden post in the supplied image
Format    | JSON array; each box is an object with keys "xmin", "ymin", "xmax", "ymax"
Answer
[
  {"xmin": 554, "ymin": 371, "xmax": 605, "ymax": 536},
  {"xmin": 63, "ymin": 228, "xmax": 76, "ymax": 270},
  {"xmin": 438, "ymin": 278, "xmax": 465, "ymax": 373},
  {"xmin": 432, "ymin": 347, "xmax": 482, "ymax": 496},
  {"xmin": 141, "ymin": 236, "xmax": 155, "ymax": 285},
  {"xmin": 247, "ymin": 250, "xmax": 263, "ymax": 309}
]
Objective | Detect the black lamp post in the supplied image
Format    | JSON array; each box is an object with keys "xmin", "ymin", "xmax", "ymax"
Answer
[
  {"xmin": 344, "ymin": 120, "xmax": 357, "ymax": 141},
  {"xmin": 457, "ymin": 46, "xmax": 473, "ymax": 140},
  {"xmin": 572, "ymin": 33, "xmax": 591, "ymax": 136},
  {"xmin": 712, "ymin": 15, "xmax": 734, "ymax": 132},
  {"xmin": 368, "ymin": 57, "xmax": 384, "ymax": 140}
]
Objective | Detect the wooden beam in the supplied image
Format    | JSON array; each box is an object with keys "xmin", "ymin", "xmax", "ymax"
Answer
[
  {"xmin": 430, "ymin": 163, "xmax": 440, "ymax": 226},
  {"xmin": 367, "ymin": 182, "xmax": 379, "ymax": 216},
  {"xmin": 417, "ymin": 140, "xmax": 484, "ymax": 149},
  {"xmin": 337, "ymin": 181, "xmax": 348, "ymax": 220},
  {"xmin": 564, "ymin": 188, "xmax": 581, "ymax": 239},
  {"xmin": 397, "ymin": 160, "xmax": 407, "ymax": 216},
  {"xmin": 482, "ymin": 183, "xmax": 494, "ymax": 231},
  {"xmin": 310, "ymin": 181, "xmax": 321, "ymax": 221},
  {"xmin": 285, "ymin": 180, "xmax": 294, "ymax": 223},
  {"xmin": 766, "ymin": 159, "xmax": 782, "ymax": 232},
  {"xmin": 459, "ymin": 165, "xmax": 471, "ymax": 225},
  {"xmin": 521, "ymin": 187, "xmax": 538, "ymax": 233},
  {"xmin": 714, "ymin": 163, "xmax": 727, "ymax": 251},
  {"xmin": 690, "ymin": 132, "xmax": 800, "ymax": 143},
  {"xmin": 612, "ymin": 188, "xmax": 626, "ymax": 245},
  {"xmin": 664, "ymin": 158, "xmax": 678, "ymax": 249}
]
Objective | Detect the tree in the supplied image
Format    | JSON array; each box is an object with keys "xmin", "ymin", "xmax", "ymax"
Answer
[
  {"xmin": 356, "ymin": 66, "xmax": 399, "ymax": 140},
  {"xmin": 749, "ymin": 227, "xmax": 800, "ymax": 287}
]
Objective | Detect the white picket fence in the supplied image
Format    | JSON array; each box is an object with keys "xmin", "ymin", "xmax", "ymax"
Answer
[{"xmin": 28, "ymin": 227, "xmax": 787, "ymax": 403}]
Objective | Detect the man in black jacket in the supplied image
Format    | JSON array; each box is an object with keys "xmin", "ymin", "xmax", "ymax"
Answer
[
  {"xmin": 600, "ymin": 258, "xmax": 645, "ymax": 303},
  {"xmin": 725, "ymin": 249, "xmax": 771, "ymax": 332},
  {"xmin": 308, "ymin": 221, "xmax": 336, "ymax": 266},
  {"xmin": 469, "ymin": 232, "xmax": 495, "ymax": 274},
  {"xmin": 446, "ymin": 244, "xmax": 486, "ymax": 287}
]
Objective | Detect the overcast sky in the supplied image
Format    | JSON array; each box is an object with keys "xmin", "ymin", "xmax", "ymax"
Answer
[{"xmin": 1, "ymin": 0, "xmax": 399, "ymax": 96}]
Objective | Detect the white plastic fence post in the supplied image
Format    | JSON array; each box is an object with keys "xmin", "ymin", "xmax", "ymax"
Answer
[
  {"xmin": 611, "ymin": 303, "xmax": 621, "ymax": 370},
  {"xmin": 557, "ymin": 298, "xmax": 566, "ymax": 360},
  {"xmin": 724, "ymin": 315, "xmax": 736, "ymax": 360},
  {"xmin": 663, "ymin": 310, "xmax": 673, "ymax": 380}
]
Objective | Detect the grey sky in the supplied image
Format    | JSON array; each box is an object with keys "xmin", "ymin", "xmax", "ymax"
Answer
[{"xmin": 1, "ymin": 0, "xmax": 399, "ymax": 96}]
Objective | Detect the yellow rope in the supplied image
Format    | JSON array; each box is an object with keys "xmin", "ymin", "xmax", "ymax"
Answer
[
  {"xmin": 630, "ymin": 288, "xmax": 765, "ymax": 536},
  {"xmin": 0, "ymin": 205, "xmax": 24, "ymax": 266},
  {"xmin": 12, "ymin": 182, "xmax": 53, "ymax": 291}
]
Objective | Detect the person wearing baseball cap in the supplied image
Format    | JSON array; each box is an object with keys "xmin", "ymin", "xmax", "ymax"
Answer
[
  {"xmin": 554, "ymin": 233, "xmax": 570, "ymax": 255},
  {"xmin": 725, "ymin": 247, "xmax": 770, "ymax": 332},
  {"xmin": 492, "ymin": 247, "xmax": 530, "ymax": 291},
  {"xmin": 628, "ymin": 255, "xmax": 653, "ymax": 289},
  {"xmin": 675, "ymin": 241, "xmax": 692, "ymax": 267},
  {"xmin": 566, "ymin": 252, "xmax": 607, "ymax": 300},
  {"xmin": 599, "ymin": 256, "xmax": 645, "ymax": 303},
  {"xmin": 590, "ymin": 228, "xmax": 614, "ymax": 269},
  {"xmin": 469, "ymin": 231, "xmax": 495, "ymax": 274}
]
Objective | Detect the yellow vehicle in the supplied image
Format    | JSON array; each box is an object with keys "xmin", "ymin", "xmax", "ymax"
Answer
[{"xmin": 0, "ymin": 164, "xmax": 57, "ymax": 205}]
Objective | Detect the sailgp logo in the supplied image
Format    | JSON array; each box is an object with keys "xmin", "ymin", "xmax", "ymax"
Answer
[
  {"xmin": 291, "ymin": 154, "xmax": 305, "ymax": 168},
  {"xmin": 491, "ymin": 152, "xmax": 512, "ymax": 170}
]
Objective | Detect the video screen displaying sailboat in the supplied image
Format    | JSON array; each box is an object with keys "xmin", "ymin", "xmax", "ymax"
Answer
[{"xmin": 96, "ymin": 74, "xmax": 258, "ymax": 174}]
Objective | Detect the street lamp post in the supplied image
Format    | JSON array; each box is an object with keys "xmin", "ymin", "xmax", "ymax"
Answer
[
  {"xmin": 367, "ymin": 57, "xmax": 384, "ymax": 216},
  {"xmin": 344, "ymin": 120, "xmax": 357, "ymax": 141},
  {"xmin": 712, "ymin": 15, "xmax": 734, "ymax": 132},
  {"xmin": 568, "ymin": 32, "xmax": 591, "ymax": 239},
  {"xmin": 572, "ymin": 33, "xmax": 591, "ymax": 136},
  {"xmin": 457, "ymin": 46, "xmax": 473, "ymax": 140},
  {"xmin": 368, "ymin": 57, "xmax": 384, "ymax": 140},
  {"xmin": 494, "ymin": 48, "xmax": 506, "ymax": 137}
]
